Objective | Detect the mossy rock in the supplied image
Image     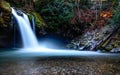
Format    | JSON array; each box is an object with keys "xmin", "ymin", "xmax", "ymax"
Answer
[
  {"xmin": 0, "ymin": 0, "xmax": 11, "ymax": 12},
  {"xmin": 28, "ymin": 12, "xmax": 46, "ymax": 28},
  {"xmin": 0, "ymin": 0, "xmax": 11, "ymax": 28},
  {"xmin": 112, "ymin": 42, "xmax": 119, "ymax": 48},
  {"xmin": 0, "ymin": 18, "xmax": 4, "ymax": 25},
  {"xmin": 106, "ymin": 46, "xmax": 113, "ymax": 51},
  {"xmin": 98, "ymin": 45, "xmax": 106, "ymax": 50}
]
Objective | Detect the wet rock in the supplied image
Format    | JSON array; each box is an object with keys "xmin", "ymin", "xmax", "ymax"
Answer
[
  {"xmin": 0, "ymin": 60, "xmax": 120, "ymax": 75},
  {"xmin": 27, "ymin": 12, "xmax": 46, "ymax": 28},
  {"xmin": 16, "ymin": 10, "xmax": 23, "ymax": 16},
  {"xmin": 110, "ymin": 48, "xmax": 120, "ymax": 53}
]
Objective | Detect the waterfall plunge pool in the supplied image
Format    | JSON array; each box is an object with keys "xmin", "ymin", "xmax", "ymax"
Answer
[
  {"xmin": 0, "ymin": 47, "xmax": 120, "ymax": 61},
  {"xmin": 1, "ymin": 8, "xmax": 119, "ymax": 62}
]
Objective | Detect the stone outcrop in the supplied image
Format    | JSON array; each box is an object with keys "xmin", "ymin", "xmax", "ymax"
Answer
[
  {"xmin": 67, "ymin": 26, "xmax": 120, "ymax": 53},
  {"xmin": 0, "ymin": 0, "xmax": 11, "ymax": 28}
]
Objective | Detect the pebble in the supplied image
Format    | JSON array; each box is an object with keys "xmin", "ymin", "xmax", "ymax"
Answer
[{"xmin": 0, "ymin": 59, "xmax": 119, "ymax": 75}]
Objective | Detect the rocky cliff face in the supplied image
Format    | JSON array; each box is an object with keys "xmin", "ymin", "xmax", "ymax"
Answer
[
  {"xmin": 0, "ymin": 0, "xmax": 13, "ymax": 48},
  {"xmin": 67, "ymin": 26, "xmax": 120, "ymax": 53}
]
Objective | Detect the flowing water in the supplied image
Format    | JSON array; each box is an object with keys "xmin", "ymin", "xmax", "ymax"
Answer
[
  {"xmin": 12, "ymin": 8, "xmax": 39, "ymax": 48},
  {"xmin": 32, "ymin": 16, "xmax": 36, "ymax": 34},
  {"xmin": 0, "ymin": 6, "xmax": 119, "ymax": 75},
  {"xmin": 10, "ymin": 8, "xmax": 119, "ymax": 56}
]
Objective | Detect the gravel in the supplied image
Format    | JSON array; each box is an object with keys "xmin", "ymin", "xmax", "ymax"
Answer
[{"xmin": 0, "ymin": 57, "xmax": 120, "ymax": 75}]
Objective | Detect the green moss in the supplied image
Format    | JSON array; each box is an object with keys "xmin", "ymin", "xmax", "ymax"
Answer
[
  {"xmin": 0, "ymin": 18, "xmax": 4, "ymax": 25},
  {"xmin": 0, "ymin": 0, "xmax": 11, "ymax": 12},
  {"xmin": 32, "ymin": 12, "xmax": 46, "ymax": 28},
  {"xmin": 27, "ymin": 11, "xmax": 46, "ymax": 29},
  {"xmin": 99, "ymin": 45, "xmax": 105, "ymax": 50},
  {"xmin": 0, "ymin": 0, "xmax": 11, "ymax": 28},
  {"xmin": 112, "ymin": 42, "xmax": 119, "ymax": 48},
  {"xmin": 27, "ymin": 13, "xmax": 33, "ymax": 21},
  {"xmin": 106, "ymin": 46, "xmax": 113, "ymax": 51}
]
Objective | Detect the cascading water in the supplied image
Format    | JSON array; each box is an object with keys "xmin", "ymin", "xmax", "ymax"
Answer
[
  {"xmin": 0, "ymin": 7, "xmax": 104, "ymax": 57},
  {"xmin": 12, "ymin": 8, "xmax": 39, "ymax": 48},
  {"xmin": 32, "ymin": 16, "xmax": 36, "ymax": 34}
]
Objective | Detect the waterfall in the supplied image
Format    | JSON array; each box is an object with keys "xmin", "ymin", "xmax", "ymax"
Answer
[
  {"xmin": 12, "ymin": 8, "xmax": 39, "ymax": 48},
  {"xmin": 32, "ymin": 16, "xmax": 36, "ymax": 34}
]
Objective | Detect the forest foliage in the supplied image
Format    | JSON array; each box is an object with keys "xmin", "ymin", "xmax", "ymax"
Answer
[
  {"xmin": 0, "ymin": 0, "xmax": 120, "ymax": 37},
  {"xmin": 111, "ymin": 6, "xmax": 120, "ymax": 28},
  {"xmin": 38, "ymin": 0, "xmax": 93, "ymax": 38},
  {"xmin": 38, "ymin": 0, "xmax": 120, "ymax": 34}
]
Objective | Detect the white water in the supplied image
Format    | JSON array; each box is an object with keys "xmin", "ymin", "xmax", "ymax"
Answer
[
  {"xmin": 12, "ymin": 8, "xmax": 39, "ymax": 48},
  {"xmin": 11, "ymin": 8, "xmax": 108, "ymax": 56},
  {"xmin": 32, "ymin": 16, "xmax": 36, "ymax": 34}
]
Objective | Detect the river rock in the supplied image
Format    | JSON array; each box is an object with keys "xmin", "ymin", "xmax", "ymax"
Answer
[{"xmin": 110, "ymin": 48, "xmax": 120, "ymax": 53}]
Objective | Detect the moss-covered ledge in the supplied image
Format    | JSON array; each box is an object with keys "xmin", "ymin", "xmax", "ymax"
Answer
[
  {"xmin": 0, "ymin": 0, "xmax": 11, "ymax": 27},
  {"xmin": 0, "ymin": 0, "xmax": 11, "ymax": 12},
  {"xmin": 27, "ymin": 11, "xmax": 46, "ymax": 28}
]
